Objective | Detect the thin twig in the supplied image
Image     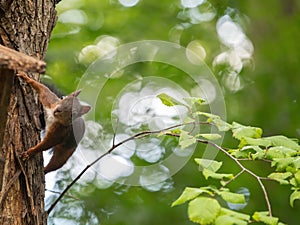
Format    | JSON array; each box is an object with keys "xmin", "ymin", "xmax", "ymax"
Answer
[
  {"xmin": 222, "ymin": 169, "xmax": 245, "ymax": 186},
  {"xmin": 201, "ymin": 139, "xmax": 273, "ymax": 217},
  {"xmin": 47, "ymin": 122, "xmax": 195, "ymax": 214},
  {"xmin": 45, "ymin": 189, "xmax": 80, "ymax": 200},
  {"xmin": 112, "ymin": 118, "xmax": 120, "ymax": 147}
]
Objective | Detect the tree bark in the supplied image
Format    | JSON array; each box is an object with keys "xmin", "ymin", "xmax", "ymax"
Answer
[{"xmin": 0, "ymin": 1, "xmax": 57, "ymax": 224}]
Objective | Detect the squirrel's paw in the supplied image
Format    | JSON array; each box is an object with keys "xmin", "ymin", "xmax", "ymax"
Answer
[
  {"xmin": 21, "ymin": 151, "xmax": 30, "ymax": 161},
  {"xmin": 16, "ymin": 71, "xmax": 28, "ymax": 79}
]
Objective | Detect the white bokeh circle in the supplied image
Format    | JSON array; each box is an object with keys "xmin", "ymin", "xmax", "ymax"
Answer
[{"xmin": 75, "ymin": 40, "xmax": 226, "ymax": 187}]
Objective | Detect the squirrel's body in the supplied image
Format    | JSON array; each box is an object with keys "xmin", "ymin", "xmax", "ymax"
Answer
[{"xmin": 18, "ymin": 72, "xmax": 91, "ymax": 173}]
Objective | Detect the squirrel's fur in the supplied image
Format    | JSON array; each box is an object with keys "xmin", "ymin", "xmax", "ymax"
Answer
[{"xmin": 17, "ymin": 72, "xmax": 91, "ymax": 173}]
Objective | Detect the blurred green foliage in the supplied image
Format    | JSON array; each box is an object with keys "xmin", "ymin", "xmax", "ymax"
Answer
[{"xmin": 46, "ymin": 0, "xmax": 300, "ymax": 224}]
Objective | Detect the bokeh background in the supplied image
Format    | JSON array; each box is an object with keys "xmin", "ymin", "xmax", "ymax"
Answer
[{"xmin": 45, "ymin": 0, "xmax": 300, "ymax": 224}]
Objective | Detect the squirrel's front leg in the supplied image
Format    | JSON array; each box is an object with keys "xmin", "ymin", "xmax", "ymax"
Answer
[
  {"xmin": 22, "ymin": 123, "xmax": 66, "ymax": 160},
  {"xmin": 17, "ymin": 71, "xmax": 60, "ymax": 108}
]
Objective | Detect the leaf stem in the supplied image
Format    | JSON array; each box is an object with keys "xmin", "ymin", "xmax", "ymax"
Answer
[
  {"xmin": 202, "ymin": 139, "xmax": 273, "ymax": 217},
  {"xmin": 222, "ymin": 169, "xmax": 245, "ymax": 186}
]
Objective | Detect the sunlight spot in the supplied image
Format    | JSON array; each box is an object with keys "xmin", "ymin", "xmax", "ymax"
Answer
[
  {"xmin": 80, "ymin": 120, "xmax": 103, "ymax": 150},
  {"xmin": 78, "ymin": 45, "xmax": 102, "ymax": 65},
  {"xmin": 139, "ymin": 165, "xmax": 170, "ymax": 191},
  {"xmin": 56, "ymin": 0, "xmax": 83, "ymax": 11},
  {"xmin": 114, "ymin": 78, "xmax": 188, "ymax": 129},
  {"xmin": 214, "ymin": 14, "xmax": 254, "ymax": 85},
  {"xmin": 119, "ymin": 0, "xmax": 139, "ymax": 7},
  {"xmin": 168, "ymin": 24, "xmax": 185, "ymax": 43},
  {"xmin": 110, "ymin": 134, "xmax": 136, "ymax": 158},
  {"xmin": 136, "ymin": 138, "xmax": 165, "ymax": 163},
  {"xmin": 173, "ymin": 146, "xmax": 194, "ymax": 157},
  {"xmin": 78, "ymin": 36, "xmax": 119, "ymax": 66},
  {"xmin": 94, "ymin": 174, "xmax": 114, "ymax": 189},
  {"xmin": 181, "ymin": 0, "xmax": 205, "ymax": 8},
  {"xmin": 58, "ymin": 9, "xmax": 87, "ymax": 25},
  {"xmin": 52, "ymin": 218, "xmax": 78, "ymax": 225},
  {"xmin": 97, "ymin": 155, "xmax": 134, "ymax": 181},
  {"xmin": 69, "ymin": 148, "xmax": 98, "ymax": 183},
  {"xmin": 186, "ymin": 40, "xmax": 206, "ymax": 64},
  {"xmin": 188, "ymin": 6, "xmax": 216, "ymax": 23},
  {"xmin": 213, "ymin": 51, "xmax": 243, "ymax": 73},
  {"xmin": 178, "ymin": 2, "xmax": 216, "ymax": 24},
  {"xmin": 222, "ymin": 71, "xmax": 242, "ymax": 92},
  {"xmin": 95, "ymin": 35, "xmax": 120, "ymax": 52},
  {"xmin": 217, "ymin": 15, "xmax": 245, "ymax": 47}
]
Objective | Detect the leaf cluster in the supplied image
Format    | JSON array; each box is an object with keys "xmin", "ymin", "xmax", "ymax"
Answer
[{"xmin": 158, "ymin": 94, "xmax": 300, "ymax": 224}]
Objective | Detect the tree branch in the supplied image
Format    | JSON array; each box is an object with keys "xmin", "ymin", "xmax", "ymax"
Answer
[{"xmin": 0, "ymin": 44, "xmax": 46, "ymax": 73}]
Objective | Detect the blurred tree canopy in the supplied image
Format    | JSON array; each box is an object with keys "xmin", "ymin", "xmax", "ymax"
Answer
[{"xmin": 45, "ymin": 0, "xmax": 300, "ymax": 224}]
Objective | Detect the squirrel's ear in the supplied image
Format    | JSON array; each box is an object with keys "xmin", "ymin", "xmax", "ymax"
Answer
[
  {"xmin": 80, "ymin": 105, "xmax": 91, "ymax": 115},
  {"xmin": 71, "ymin": 89, "xmax": 82, "ymax": 97}
]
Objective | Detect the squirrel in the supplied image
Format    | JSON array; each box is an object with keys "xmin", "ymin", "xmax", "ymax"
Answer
[{"xmin": 17, "ymin": 72, "xmax": 91, "ymax": 174}]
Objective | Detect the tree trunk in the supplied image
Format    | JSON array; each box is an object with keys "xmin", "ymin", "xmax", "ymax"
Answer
[{"xmin": 0, "ymin": 1, "xmax": 57, "ymax": 224}]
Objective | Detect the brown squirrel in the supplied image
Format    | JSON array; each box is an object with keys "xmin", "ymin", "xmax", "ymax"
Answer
[{"xmin": 17, "ymin": 72, "xmax": 91, "ymax": 173}]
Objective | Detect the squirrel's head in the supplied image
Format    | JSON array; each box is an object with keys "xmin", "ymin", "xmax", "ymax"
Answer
[{"xmin": 53, "ymin": 90, "xmax": 91, "ymax": 125}]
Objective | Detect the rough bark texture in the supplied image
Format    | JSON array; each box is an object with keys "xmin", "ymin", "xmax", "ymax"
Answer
[{"xmin": 0, "ymin": 1, "xmax": 57, "ymax": 224}]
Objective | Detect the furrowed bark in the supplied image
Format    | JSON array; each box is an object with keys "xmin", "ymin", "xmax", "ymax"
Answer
[{"xmin": 0, "ymin": 1, "xmax": 57, "ymax": 224}]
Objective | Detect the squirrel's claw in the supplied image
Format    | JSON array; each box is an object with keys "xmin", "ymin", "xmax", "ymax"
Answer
[
  {"xmin": 16, "ymin": 71, "xmax": 27, "ymax": 77},
  {"xmin": 21, "ymin": 151, "xmax": 30, "ymax": 161}
]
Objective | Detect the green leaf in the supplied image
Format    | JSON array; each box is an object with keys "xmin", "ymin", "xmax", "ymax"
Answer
[
  {"xmin": 215, "ymin": 215, "xmax": 248, "ymax": 225},
  {"xmin": 228, "ymin": 149, "xmax": 249, "ymax": 158},
  {"xmin": 271, "ymin": 157, "xmax": 294, "ymax": 171},
  {"xmin": 252, "ymin": 211, "xmax": 279, "ymax": 225},
  {"xmin": 194, "ymin": 112, "xmax": 220, "ymax": 119},
  {"xmin": 251, "ymin": 147, "xmax": 266, "ymax": 160},
  {"xmin": 157, "ymin": 93, "xmax": 183, "ymax": 107},
  {"xmin": 213, "ymin": 118, "xmax": 232, "ymax": 132},
  {"xmin": 294, "ymin": 170, "xmax": 300, "ymax": 184},
  {"xmin": 293, "ymin": 157, "xmax": 300, "ymax": 169},
  {"xmin": 195, "ymin": 159, "xmax": 222, "ymax": 172},
  {"xmin": 266, "ymin": 146, "xmax": 297, "ymax": 160},
  {"xmin": 170, "ymin": 129, "xmax": 181, "ymax": 134},
  {"xmin": 232, "ymin": 122, "xmax": 263, "ymax": 140},
  {"xmin": 290, "ymin": 190, "xmax": 300, "ymax": 207},
  {"xmin": 239, "ymin": 137, "xmax": 271, "ymax": 148},
  {"xmin": 179, "ymin": 130, "xmax": 196, "ymax": 149},
  {"xmin": 219, "ymin": 191, "xmax": 246, "ymax": 204},
  {"xmin": 203, "ymin": 169, "xmax": 234, "ymax": 180},
  {"xmin": 220, "ymin": 208, "xmax": 251, "ymax": 221},
  {"xmin": 267, "ymin": 172, "xmax": 292, "ymax": 185},
  {"xmin": 230, "ymin": 145, "xmax": 263, "ymax": 159},
  {"xmin": 196, "ymin": 133, "xmax": 222, "ymax": 140},
  {"xmin": 171, "ymin": 187, "xmax": 212, "ymax": 207},
  {"xmin": 193, "ymin": 112, "xmax": 231, "ymax": 131},
  {"xmin": 290, "ymin": 177, "xmax": 298, "ymax": 187},
  {"xmin": 265, "ymin": 136, "xmax": 300, "ymax": 150},
  {"xmin": 195, "ymin": 159, "xmax": 233, "ymax": 180},
  {"xmin": 183, "ymin": 97, "xmax": 206, "ymax": 106},
  {"xmin": 188, "ymin": 197, "xmax": 221, "ymax": 224}
]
